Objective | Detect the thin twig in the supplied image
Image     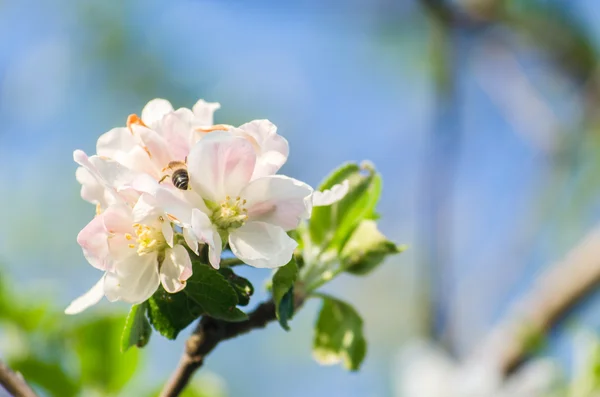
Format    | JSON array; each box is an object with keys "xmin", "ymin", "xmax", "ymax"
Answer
[
  {"xmin": 467, "ymin": 228, "xmax": 600, "ymax": 373},
  {"xmin": 0, "ymin": 360, "xmax": 38, "ymax": 397},
  {"xmin": 160, "ymin": 296, "xmax": 303, "ymax": 397}
]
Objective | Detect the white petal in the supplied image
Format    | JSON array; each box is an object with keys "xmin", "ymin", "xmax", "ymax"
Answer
[
  {"xmin": 183, "ymin": 227, "xmax": 199, "ymax": 254},
  {"xmin": 76, "ymin": 166, "xmax": 109, "ymax": 208},
  {"xmin": 192, "ymin": 99, "xmax": 221, "ymax": 126},
  {"xmin": 229, "ymin": 221, "xmax": 297, "ymax": 268},
  {"xmin": 64, "ymin": 275, "xmax": 105, "ymax": 315},
  {"xmin": 162, "ymin": 221, "xmax": 174, "ymax": 248},
  {"xmin": 155, "ymin": 187, "xmax": 194, "ymax": 225},
  {"xmin": 241, "ymin": 175, "xmax": 313, "ymax": 231},
  {"xmin": 113, "ymin": 145, "xmax": 158, "ymax": 177},
  {"xmin": 187, "ymin": 131, "xmax": 256, "ymax": 202},
  {"xmin": 104, "ymin": 254, "xmax": 160, "ymax": 304},
  {"xmin": 312, "ymin": 180, "xmax": 350, "ymax": 207},
  {"xmin": 75, "ymin": 150, "xmax": 140, "ymax": 206},
  {"xmin": 160, "ymin": 245, "xmax": 193, "ymax": 293},
  {"xmin": 191, "ymin": 208, "xmax": 222, "ymax": 269},
  {"xmin": 96, "ymin": 127, "xmax": 138, "ymax": 158},
  {"xmin": 131, "ymin": 193, "xmax": 160, "ymax": 223},
  {"xmin": 141, "ymin": 98, "xmax": 174, "ymax": 127},
  {"xmin": 235, "ymin": 120, "xmax": 289, "ymax": 179}
]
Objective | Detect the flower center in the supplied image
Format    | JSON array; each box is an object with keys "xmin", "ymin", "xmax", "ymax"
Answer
[
  {"xmin": 127, "ymin": 223, "xmax": 167, "ymax": 256},
  {"xmin": 212, "ymin": 196, "xmax": 248, "ymax": 230}
]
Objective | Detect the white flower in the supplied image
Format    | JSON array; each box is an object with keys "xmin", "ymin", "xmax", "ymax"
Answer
[
  {"xmin": 92, "ymin": 99, "xmax": 289, "ymax": 189},
  {"xmin": 65, "ymin": 194, "xmax": 192, "ymax": 314},
  {"xmin": 70, "ymin": 97, "xmax": 349, "ymax": 314},
  {"xmin": 156, "ymin": 131, "xmax": 312, "ymax": 269}
]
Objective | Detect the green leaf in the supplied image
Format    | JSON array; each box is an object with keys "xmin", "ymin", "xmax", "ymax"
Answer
[
  {"xmin": 218, "ymin": 268, "xmax": 254, "ymax": 307},
  {"xmin": 309, "ymin": 162, "xmax": 382, "ymax": 253},
  {"xmin": 309, "ymin": 162, "xmax": 361, "ymax": 245},
  {"xmin": 340, "ymin": 220, "xmax": 406, "ymax": 275},
  {"xmin": 313, "ymin": 296, "xmax": 367, "ymax": 371},
  {"xmin": 185, "ymin": 261, "xmax": 248, "ymax": 322},
  {"xmin": 72, "ymin": 316, "xmax": 140, "ymax": 393},
  {"xmin": 272, "ymin": 259, "xmax": 298, "ymax": 330},
  {"xmin": 147, "ymin": 288, "xmax": 204, "ymax": 340},
  {"xmin": 121, "ymin": 302, "xmax": 152, "ymax": 352}
]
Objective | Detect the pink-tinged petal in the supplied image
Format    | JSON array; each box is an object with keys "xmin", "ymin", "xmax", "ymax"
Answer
[
  {"xmin": 183, "ymin": 227, "xmax": 199, "ymax": 254},
  {"xmin": 141, "ymin": 98, "xmax": 174, "ymax": 127},
  {"xmin": 312, "ymin": 180, "xmax": 350, "ymax": 207},
  {"xmin": 108, "ymin": 234, "xmax": 138, "ymax": 261},
  {"xmin": 102, "ymin": 204, "xmax": 134, "ymax": 234},
  {"xmin": 187, "ymin": 132, "xmax": 256, "ymax": 202},
  {"xmin": 235, "ymin": 120, "xmax": 289, "ymax": 179},
  {"xmin": 160, "ymin": 245, "xmax": 193, "ymax": 293},
  {"xmin": 64, "ymin": 275, "xmax": 105, "ymax": 314},
  {"xmin": 158, "ymin": 111, "xmax": 195, "ymax": 161},
  {"xmin": 130, "ymin": 173, "xmax": 161, "ymax": 195},
  {"xmin": 192, "ymin": 99, "xmax": 221, "ymax": 126},
  {"xmin": 241, "ymin": 175, "xmax": 313, "ymax": 231},
  {"xmin": 104, "ymin": 253, "xmax": 160, "ymax": 304},
  {"xmin": 229, "ymin": 221, "xmax": 297, "ymax": 268},
  {"xmin": 191, "ymin": 208, "xmax": 222, "ymax": 269},
  {"xmin": 96, "ymin": 127, "xmax": 138, "ymax": 157},
  {"xmin": 77, "ymin": 215, "xmax": 111, "ymax": 271},
  {"xmin": 133, "ymin": 125, "xmax": 172, "ymax": 168}
]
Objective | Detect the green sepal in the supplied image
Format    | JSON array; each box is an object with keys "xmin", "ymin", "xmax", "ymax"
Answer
[
  {"xmin": 309, "ymin": 162, "xmax": 382, "ymax": 254},
  {"xmin": 341, "ymin": 220, "xmax": 406, "ymax": 275}
]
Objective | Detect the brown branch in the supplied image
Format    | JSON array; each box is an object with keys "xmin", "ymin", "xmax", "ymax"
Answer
[
  {"xmin": 160, "ymin": 296, "xmax": 303, "ymax": 397},
  {"xmin": 0, "ymin": 360, "xmax": 38, "ymax": 397},
  {"xmin": 467, "ymin": 228, "xmax": 600, "ymax": 374}
]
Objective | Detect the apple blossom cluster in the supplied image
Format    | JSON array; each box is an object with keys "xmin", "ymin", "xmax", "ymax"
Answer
[{"xmin": 66, "ymin": 99, "xmax": 348, "ymax": 315}]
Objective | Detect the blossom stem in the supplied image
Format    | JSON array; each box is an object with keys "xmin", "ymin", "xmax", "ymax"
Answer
[
  {"xmin": 220, "ymin": 257, "xmax": 245, "ymax": 267},
  {"xmin": 305, "ymin": 266, "xmax": 346, "ymax": 293},
  {"xmin": 160, "ymin": 294, "xmax": 305, "ymax": 397},
  {"xmin": 0, "ymin": 359, "xmax": 38, "ymax": 397}
]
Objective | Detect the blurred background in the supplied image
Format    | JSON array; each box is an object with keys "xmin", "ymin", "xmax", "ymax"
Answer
[{"xmin": 2, "ymin": 0, "xmax": 600, "ymax": 395}]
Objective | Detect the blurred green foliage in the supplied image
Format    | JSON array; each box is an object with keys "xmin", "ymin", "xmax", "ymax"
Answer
[{"xmin": 0, "ymin": 271, "xmax": 228, "ymax": 397}]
